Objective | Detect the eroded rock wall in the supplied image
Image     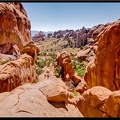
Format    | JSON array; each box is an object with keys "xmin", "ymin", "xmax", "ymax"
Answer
[
  {"xmin": 84, "ymin": 19, "xmax": 120, "ymax": 91},
  {"xmin": 0, "ymin": 3, "xmax": 28, "ymax": 50},
  {"xmin": 0, "ymin": 2, "xmax": 39, "ymax": 93}
]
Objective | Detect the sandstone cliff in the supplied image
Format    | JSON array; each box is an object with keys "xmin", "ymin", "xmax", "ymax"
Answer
[
  {"xmin": 84, "ymin": 19, "xmax": 120, "ymax": 91},
  {"xmin": 0, "ymin": 2, "xmax": 39, "ymax": 92},
  {"xmin": 0, "ymin": 2, "xmax": 30, "ymax": 51}
]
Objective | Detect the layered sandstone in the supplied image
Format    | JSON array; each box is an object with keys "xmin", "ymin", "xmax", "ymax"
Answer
[{"xmin": 84, "ymin": 19, "xmax": 120, "ymax": 91}]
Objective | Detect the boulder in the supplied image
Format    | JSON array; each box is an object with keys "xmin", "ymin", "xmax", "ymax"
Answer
[
  {"xmin": 77, "ymin": 86, "xmax": 112, "ymax": 117},
  {"xmin": 0, "ymin": 54, "xmax": 36, "ymax": 93},
  {"xmin": 75, "ymin": 79, "xmax": 87, "ymax": 93},
  {"xmin": 101, "ymin": 90, "xmax": 120, "ymax": 117},
  {"xmin": 77, "ymin": 86, "xmax": 120, "ymax": 117}
]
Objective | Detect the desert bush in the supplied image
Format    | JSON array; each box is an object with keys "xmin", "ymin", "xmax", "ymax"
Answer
[
  {"xmin": 37, "ymin": 61, "xmax": 45, "ymax": 68},
  {"xmin": 71, "ymin": 59, "xmax": 85, "ymax": 77},
  {"xmin": 76, "ymin": 67, "xmax": 85, "ymax": 77},
  {"xmin": 1, "ymin": 59, "xmax": 11, "ymax": 65},
  {"xmin": 71, "ymin": 90, "xmax": 80, "ymax": 96},
  {"xmin": 39, "ymin": 52, "xmax": 44, "ymax": 56},
  {"xmin": 48, "ymin": 53, "xmax": 56, "ymax": 59},
  {"xmin": 54, "ymin": 65, "xmax": 62, "ymax": 77},
  {"xmin": 36, "ymin": 68, "xmax": 42, "ymax": 75}
]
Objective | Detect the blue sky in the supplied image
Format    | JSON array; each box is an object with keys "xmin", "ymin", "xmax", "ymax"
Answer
[{"xmin": 22, "ymin": 2, "xmax": 120, "ymax": 32}]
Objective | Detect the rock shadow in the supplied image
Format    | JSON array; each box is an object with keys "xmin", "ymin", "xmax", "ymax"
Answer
[{"xmin": 48, "ymin": 101, "xmax": 68, "ymax": 111}]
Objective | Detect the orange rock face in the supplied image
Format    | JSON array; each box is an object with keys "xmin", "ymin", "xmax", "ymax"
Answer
[
  {"xmin": 0, "ymin": 54, "xmax": 36, "ymax": 93},
  {"xmin": 84, "ymin": 19, "xmax": 120, "ymax": 91},
  {"xmin": 0, "ymin": 2, "xmax": 31, "ymax": 51},
  {"xmin": 77, "ymin": 86, "xmax": 120, "ymax": 117},
  {"xmin": 56, "ymin": 51, "xmax": 74, "ymax": 81},
  {"xmin": 0, "ymin": 2, "xmax": 39, "ymax": 93},
  {"xmin": 56, "ymin": 51, "xmax": 81, "ymax": 86},
  {"xmin": 0, "ymin": 2, "xmax": 40, "ymax": 57}
]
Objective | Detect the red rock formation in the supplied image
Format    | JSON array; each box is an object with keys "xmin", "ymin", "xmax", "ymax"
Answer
[
  {"xmin": 0, "ymin": 2, "xmax": 39, "ymax": 93},
  {"xmin": 0, "ymin": 54, "xmax": 36, "ymax": 93},
  {"xmin": 56, "ymin": 51, "xmax": 74, "ymax": 81},
  {"xmin": 75, "ymin": 43, "xmax": 97, "ymax": 63},
  {"xmin": 0, "ymin": 2, "xmax": 33, "ymax": 52},
  {"xmin": 84, "ymin": 19, "xmax": 120, "ymax": 91},
  {"xmin": 56, "ymin": 51, "xmax": 81, "ymax": 86},
  {"xmin": 47, "ymin": 33, "xmax": 52, "ymax": 39},
  {"xmin": 32, "ymin": 31, "xmax": 46, "ymax": 42},
  {"xmin": 92, "ymin": 24, "xmax": 105, "ymax": 40},
  {"xmin": 77, "ymin": 86, "xmax": 120, "ymax": 117}
]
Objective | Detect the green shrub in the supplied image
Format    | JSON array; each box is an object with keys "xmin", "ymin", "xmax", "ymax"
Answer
[
  {"xmin": 71, "ymin": 60, "xmax": 76, "ymax": 69},
  {"xmin": 54, "ymin": 65, "xmax": 62, "ymax": 77},
  {"xmin": 79, "ymin": 61, "xmax": 84, "ymax": 66},
  {"xmin": 37, "ymin": 60, "xmax": 46, "ymax": 68},
  {"xmin": 1, "ymin": 59, "xmax": 11, "ymax": 65},
  {"xmin": 76, "ymin": 67, "xmax": 85, "ymax": 77},
  {"xmin": 71, "ymin": 59, "xmax": 85, "ymax": 77},
  {"xmin": 48, "ymin": 53, "xmax": 56, "ymax": 59},
  {"xmin": 71, "ymin": 91, "xmax": 80, "ymax": 96},
  {"xmin": 76, "ymin": 64, "xmax": 81, "ymax": 70},
  {"xmin": 36, "ymin": 68, "xmax": 42, "ymax": 75},
  {"xmin": 39, "ymin": 52, "xmax": 44, "ymax": 56}
]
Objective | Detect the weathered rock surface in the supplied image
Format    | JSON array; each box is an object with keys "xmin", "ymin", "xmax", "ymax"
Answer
[
  {"xmin": 0, "ymin": 54, "xmax": 36, "ymax": 93},
  {"xmin": 101, "ymin": 90, "xmax": 120, "ymax": 117},
  {"xmin": 0, "ymin": 54, "xmax": 17, "ymax": 64},
  {"xmin": 0, "ymin": 2, "xmax": 39, "ymax": 61},
  {"xmin": 38, "ymin": 76, "xmax": 77, "ymax": 105},
  {"xmin": 77, "ymin": 86, "xmax": 120, "ymax": 117},
  {"xmin": 0, "ymin": 2, "xmax": 36, "ymax": 53},
  {"xmin": 84, "ymin": 19, "xmax": 120, "ymax": 91},
  {"xmin": 0, "ymin": 2, "xmax": 39, "ymax": 93},
  {"xmin": 0, "ymin": 69, "xmax": 83, "ymax": 117},
  {"xmin": 75, "ymin": 78, "xmax": 87, "ymax": 93}
]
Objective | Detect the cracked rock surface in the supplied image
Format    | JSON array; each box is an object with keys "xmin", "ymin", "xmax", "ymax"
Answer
[{"xmin": 0, "ymin": 72, "xmax": 83, "ymax": 117}]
